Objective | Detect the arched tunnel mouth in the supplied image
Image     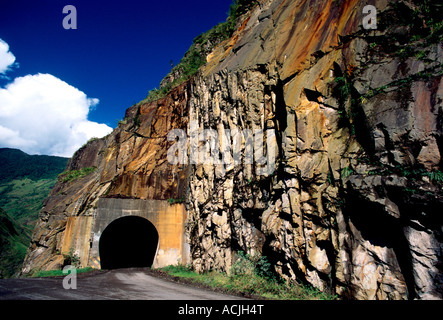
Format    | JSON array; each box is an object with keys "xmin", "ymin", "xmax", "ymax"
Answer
[{"xmin": 99, "ymin": 216, "xmax": 159, "ymax": 270}]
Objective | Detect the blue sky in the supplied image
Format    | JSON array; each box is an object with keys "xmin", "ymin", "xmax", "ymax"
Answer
[{"xmin": 0, "ymin": 0, "xmax": 233, "ymax": 156}]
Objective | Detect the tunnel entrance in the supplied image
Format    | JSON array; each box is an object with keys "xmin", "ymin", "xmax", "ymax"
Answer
[{"xmin": 99, "ymin": 216, "xmax": 159, "ymax": 269}]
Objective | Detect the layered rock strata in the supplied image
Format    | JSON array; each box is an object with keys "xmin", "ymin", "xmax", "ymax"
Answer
[{"xmin": 22, "ymin": 0, "xmax": 442, "ymax": 299}]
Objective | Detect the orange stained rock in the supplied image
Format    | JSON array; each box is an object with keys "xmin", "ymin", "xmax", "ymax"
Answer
[{"xmin": 276, "ymin": 0, "xmax": 361, "ymax": 80}]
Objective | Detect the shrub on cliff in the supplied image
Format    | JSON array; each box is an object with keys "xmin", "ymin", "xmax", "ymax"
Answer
[
  {"xmin": 228, "ymin": 0, "xmax": 259, "ymax": 28},
  {"xmin": 58, "ymin": 166, "xmax": 96, "ymax": 183},
  {"xmin": 139, "ymin": 0, "xmax": 259, "ymax": 104},
  {"xmin": 230, "ymin": 251, "xmax": 276, "ymax": 281}
]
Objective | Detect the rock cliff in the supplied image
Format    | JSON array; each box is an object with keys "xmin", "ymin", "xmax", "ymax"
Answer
[{"xmin": 22, "ymin": 0, "xmax": 442, "ymax": 300}]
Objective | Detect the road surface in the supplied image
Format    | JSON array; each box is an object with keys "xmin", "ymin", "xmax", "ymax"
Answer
[{"xmin": 0, "ymin": 268, "xmax": 247, "ymax": 300}]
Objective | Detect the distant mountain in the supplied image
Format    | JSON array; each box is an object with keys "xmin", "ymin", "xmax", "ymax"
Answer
[
  {"xmin": 0, "ymin": 148, "xmax": 69, "ymax": 278},
  {"xmin": 0, "ymin": 148, "xmax": 69, "ymax": 182},
  {"xmin": 0, "ymin": 148, "xmax": 69, "ymax": 226}
]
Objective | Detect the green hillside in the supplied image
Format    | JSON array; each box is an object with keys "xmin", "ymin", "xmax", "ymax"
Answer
[
  {"xmin": 0, "ymin": 208, "xmax": 32, "ymax": 278},
  {"xmin": 0, "ymin": 148, "xmax": 68, "ymax": 183},
  {"xmin": 0, "ymin": 178, "xmax": 62, "ymax": 227},
  {"xmin": 0, "ymin": 148, "xmax": 68, "ymax": 278}
]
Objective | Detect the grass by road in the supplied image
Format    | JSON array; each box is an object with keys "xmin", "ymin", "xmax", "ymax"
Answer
[
  {"xmin": 28, "ymin": 267, "xmax": 95, "ymax": 278},
  {"xmin": 26, "ymin": 249, "xmax": 338, "ymax": 300},
  {"xmin": 158, "ymin": 264, "xmax": 337, "ymax": 300},
  {"xmin": 28, "ymin": 263, "xmax": 337, "ymax": 300}
]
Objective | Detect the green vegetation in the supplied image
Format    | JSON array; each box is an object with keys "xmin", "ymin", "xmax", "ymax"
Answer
[
  {"xmin": 396, "ymin": 167, "xmax": 443, "ymax": 185},
  {"xmin": 139, "ymin": 22, "xmax": 231, "ymax": 104},
  {"xmin": 334, "ymin": 73, "xmax": 358, "ymax": 133},
  {"xmin": 331, "ymin": 63, "xmax": 369, "ymax": 146},
  {"xmin": 0, "ymin": 208, "xmax": 32, "ymax": 278},
  {"xmin": 340, "ymin": 166, "xmax": 355, "ymax": 179},
  {"xmin": 58, "ymin": 166, "xmax": 97, "ymax": 183},
  {"xmin": 356, "ymin": 155, "xmax": 443, "ymax": 200},
  {"xmin": 230, "ymin": 251, "xmax": 277, "ymax": 282},
  {"xmin": 0, "ymin": 148, "xmax": 68, "ymax": 278},
  {"xmin": 363, "ymin": 64, "xmax": 443, "ymax": 100},
  {"xmin": 25, "ymin": 249, "xmax": 89, "ymax": 278},
  {"xmin": 138, "ymin": 0, "xmax": 259, "ymax": 104},
  {"xmin": 0, "ymin": 178, "xmax": 58, "ymax": 226},
  {"xmin": 80, "ymin": 137, "xmax": 101, "ymax": 149},
  {"xmin": 30, "ymin": 267, "xmax": 94, "ymax": 278},
  {"xmin": 159, "ymin": 252, "xmax": 337, "ymax": 300},
  {"xmin": 227, "ymin": 0, "xmax": 259, "ymax": 25},
  {"xmin": 426, "ymin": 170, "xmax": 443, "ymax": 184},
  {"xmin": 364, "ymin": 0, "xmax": 443, "ymax": 59},
  {"xmin": 353, "ymin": 1, "xmax": 443, "ymax": 104},
  {"xmin": 168, "ymin": 196, "xmax": 185, "ymax": 205},
  {"xmin": 0, "ymin": 148, "xmax": 68, "ymax": 227},
  {"xmin": 358, "ymin": 155, "xmax": 443, "ymax": 186},
  {"xmin": 62, "ymin": 248, "xmax": 81, "ymax": 267},
  {"xmin": 0, "ymin": 148, "xmax": 68, "ymax": 183}
]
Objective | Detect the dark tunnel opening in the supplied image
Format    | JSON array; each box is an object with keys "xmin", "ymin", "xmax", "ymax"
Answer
[{"xmin": 99, "ymin": 216, "xmax": 159, "ymax": 270}]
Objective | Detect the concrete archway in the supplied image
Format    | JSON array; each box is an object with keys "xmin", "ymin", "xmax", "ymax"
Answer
[
  {"xmin": 99, "ymin": 216, "xmax": 159, "ymax": 269},
  {"xmin": 81, "ymin": 198, "xmax": 190, "ymax": 269}
]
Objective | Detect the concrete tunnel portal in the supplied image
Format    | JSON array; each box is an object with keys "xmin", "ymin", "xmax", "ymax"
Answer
[
  {"xmin": 81, "ymin": 198, "xmax": 190, "ymax": 270},
  {"xmin": 99, "ymin": 216, "xmax": 159, "ymax": 269}
]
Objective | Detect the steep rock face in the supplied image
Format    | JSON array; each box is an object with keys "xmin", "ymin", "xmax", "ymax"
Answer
[
  {"xmin": 22, "ymin": 0, "xmax": 442, "ymax": 300},
  {"xmin": 21, "ymin": 86, "xmax": 190, "ymax": 272},
  {"xmin": 183, "ymin": 0, "xmax": 443, "ymax": 299}
]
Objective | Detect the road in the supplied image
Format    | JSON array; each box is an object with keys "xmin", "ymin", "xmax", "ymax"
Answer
[{"xmin": 0, "ymin": 268, "xmax": 247, "ymax": 300}]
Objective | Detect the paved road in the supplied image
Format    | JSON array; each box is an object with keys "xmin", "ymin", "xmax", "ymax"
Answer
[{"xmin": 0, "ymin": 268, "xmax": 247, "ymax": 300}]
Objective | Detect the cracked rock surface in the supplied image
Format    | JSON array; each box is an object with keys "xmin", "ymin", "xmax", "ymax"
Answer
[{"xmin": 22, "ymin": 0, "xmax": 442, "ymax": 300}]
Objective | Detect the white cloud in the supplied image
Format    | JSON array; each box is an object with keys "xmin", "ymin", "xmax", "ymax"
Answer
[
  {"xmin": 0, "ymin": 73, "xmax": 113, "ymax": 157},
  {"xmin": 0, "ymin": 39, "xmax": 16, "ymax": 74}
]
